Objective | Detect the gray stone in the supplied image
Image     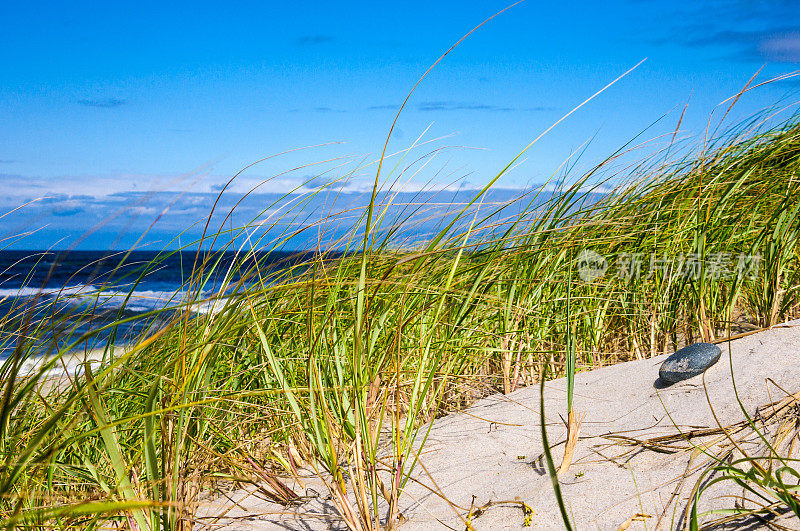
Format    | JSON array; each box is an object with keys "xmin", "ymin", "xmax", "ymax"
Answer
[{"xmin": 659, "ymin": 342, "xmax": 722, "ymax": 383}]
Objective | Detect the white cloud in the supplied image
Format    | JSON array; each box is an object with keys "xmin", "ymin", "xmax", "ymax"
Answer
[{"xmin": 758, "ymin": 33, "xmax": 800, "ymax": 62}]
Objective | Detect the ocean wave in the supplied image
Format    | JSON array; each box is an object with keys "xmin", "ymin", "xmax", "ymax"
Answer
[
  {"xmin": 0, "ymin": 284, "xmax": 226, "ymax": 315},
  {"xmin": 187, "ymin": 296, "xmax": 232, "ymax": 315},
  {"xmin": 0, "ymin": 285, "xmax": 97, "ymax": 298}
]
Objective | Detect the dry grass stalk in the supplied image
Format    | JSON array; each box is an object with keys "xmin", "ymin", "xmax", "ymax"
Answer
[
  {"xmin": 616, "ymin": 512, "xmax": 651, "ymax": 531},
  {"xmin": 559, "ymin": 409, "xmax": 585, "ymax": 474}
]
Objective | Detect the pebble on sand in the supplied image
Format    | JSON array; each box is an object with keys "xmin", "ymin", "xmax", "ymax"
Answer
[{"xmin": 659, "ymin": 342, "xmax": 722, "ymax": 383}]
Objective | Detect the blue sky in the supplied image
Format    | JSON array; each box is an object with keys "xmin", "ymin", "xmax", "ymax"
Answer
[{"xmin": 1, "ymin": 0, "xmax": 798, "ymax": 249}]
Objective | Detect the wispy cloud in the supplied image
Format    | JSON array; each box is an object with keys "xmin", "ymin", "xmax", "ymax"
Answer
[
  {"xmin": 295, "ymin": 34, "xmax": 335, "ymax": 46},
  {"xmin": 417, "ymin": 101, "xmax": 515, "ymax": 112},
  {"xmin": 287, "ymin": 106, "xmax": 347, "ymax": 113},
  {"xmin": 0, "ymin": 172, "xmax": 341, "ymax": 201},
  {"xmin": 77, "ymin": 97, "xmax": 128, "ymax": 108},
  {"xmin": 758, "ymin": 32, "xmax": 800, "ymax": 63},
  {"xmin": 313, "ymin": 106, "xmax": 345, "ymax": 113},
  {"xmin": 1, "ymin": 174, "xmax": 556, "ymax": 250},
  {"xmin": 302, "ymin": 175, "xmax": 329, "ymax": 189},
  {"xmin": 0, "ymin": 159, "xmax": 18, "ymax": 164},
  {"xmin": 51, "ymin": 205, "xmax": 86, "ymax": 217},
  {"xmin": 645, "ymin": 0, "xmax": 800, "ymax": 63},
  {"xmin": 687, "ymin": 28, "xmax": 800, "ymax": 63}
]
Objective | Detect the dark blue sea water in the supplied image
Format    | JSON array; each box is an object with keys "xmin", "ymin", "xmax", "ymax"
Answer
[{"xmin": 0, "ymin": 250, "xmax": 317, "ymax": 357}]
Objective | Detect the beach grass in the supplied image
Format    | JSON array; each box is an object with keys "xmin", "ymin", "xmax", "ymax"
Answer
[{"xmin": 1, "ymin": 94, "xmax": 799, "ymax": 529}]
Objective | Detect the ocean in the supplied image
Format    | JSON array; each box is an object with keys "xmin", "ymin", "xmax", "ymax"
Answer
[{"xmin": 0, "ymin": 250, "xmax": 317, "ymax": 357}]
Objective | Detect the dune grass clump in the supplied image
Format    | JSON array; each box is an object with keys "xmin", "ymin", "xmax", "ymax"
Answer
[
  {"xmin": 0, "ymin": 104, "xmax": 799, "ymax": 529},
  {"xmin": 687, "ymin": 380, "xmax": 800, "ymax": 530}
]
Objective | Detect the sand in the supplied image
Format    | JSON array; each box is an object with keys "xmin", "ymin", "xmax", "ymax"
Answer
[
  {"xmin": 18, "ymin": 346, "xmax": 112, "ymax": 378},
  {"xmin": 16, "ymin": 345, "xmax": 126, "ymax": 394},
  {"xmin": 196, "ymin": 320, "xmax": 800, "ymax": 530}
]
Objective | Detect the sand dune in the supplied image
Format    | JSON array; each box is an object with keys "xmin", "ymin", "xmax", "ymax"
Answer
[{"xmin": 198, "ymin": 320, "xmax": 800, "ymax": 530}]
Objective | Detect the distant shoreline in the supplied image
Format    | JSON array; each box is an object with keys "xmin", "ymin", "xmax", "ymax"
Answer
[{"xmin": 18, "ymin": 343, "xmax": 124, "ymax": 379}]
